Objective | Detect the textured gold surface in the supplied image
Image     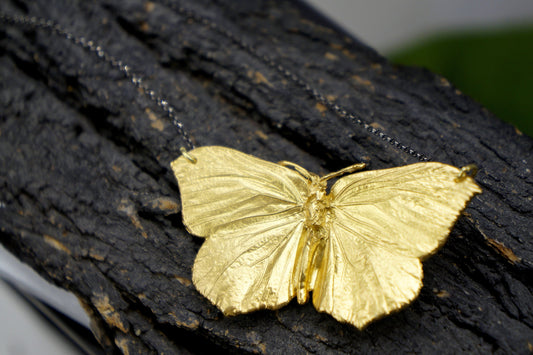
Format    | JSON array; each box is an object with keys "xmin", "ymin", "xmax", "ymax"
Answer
[{"xmin": 171, "ymin": 146, "xmax": 481, "ymax": 329}]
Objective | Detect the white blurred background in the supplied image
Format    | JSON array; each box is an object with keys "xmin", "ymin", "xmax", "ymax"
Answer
[
  {"xmin": 2, "ymin": 1, "xmax": 533, "ymax": 354},
  {"xmin": 307, "ymin": 0, "xmax": 533, "ymax": 53}
]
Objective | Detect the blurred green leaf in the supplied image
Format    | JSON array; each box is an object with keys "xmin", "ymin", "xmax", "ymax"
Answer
[{"xmin": 390, "ymin": 25, "xmax": 533, "ymax": 137}]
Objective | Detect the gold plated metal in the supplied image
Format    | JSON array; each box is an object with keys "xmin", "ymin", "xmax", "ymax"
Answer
[
  {"xmin": 171, "ymin": 146, "xmax": 482, "ymax": 329},
  {"xmin": 456, "ymin": 164, "xmax": 479, "ymax": 181},
  {"xmin": 180, "ymin": 147, "xmax": 197, "ymax": 164}
]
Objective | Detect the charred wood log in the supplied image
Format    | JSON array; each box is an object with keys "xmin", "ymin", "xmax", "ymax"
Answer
[{"xmin": 1, "ymin": 0, "xmax": 532, "ymax": 353}]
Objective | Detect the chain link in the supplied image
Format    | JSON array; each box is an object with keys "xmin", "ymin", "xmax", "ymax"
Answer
[
  {"xmin": 1, "ymin": 7, "xmax": 428, "ymax": 160},
  {"xmin": 0, "ymin": 12, "xmax": 195, "ymax": 150}
]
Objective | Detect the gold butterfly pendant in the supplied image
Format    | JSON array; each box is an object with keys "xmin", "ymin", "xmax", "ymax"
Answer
[{"xmin": 171, "ymin": 146, "xmax": 481, "ymax": 329}]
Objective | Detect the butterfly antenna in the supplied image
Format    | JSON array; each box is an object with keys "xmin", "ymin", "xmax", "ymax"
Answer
[
  {"xmin": 278, "ymin": 161, "xmax": 314, "ymax": 180},
  {"xmin": 321, "ymin": 163, "xmax": 366, "ymax": 181}
]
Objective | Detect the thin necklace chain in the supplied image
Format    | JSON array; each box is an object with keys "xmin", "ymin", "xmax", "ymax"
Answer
[
  {"xmin": 156, "ymin": 0, "xmax": 428, "ymax": 161},
  {"xmin": 0, "ymin": 12, "xmax": 196, "ymax": 150},
  {"xmin": 0, "ymin": 6, "xmax": 429, "ymax": 161}
]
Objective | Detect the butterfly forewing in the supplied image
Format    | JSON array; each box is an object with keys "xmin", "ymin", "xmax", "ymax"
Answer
[
  {"xmin": 329, "ymin": 162, "xmax": 482, "ymax": 259},
  {"xmin": 171, "ymin": 146, "xmax": 309, "ymax": 237}
]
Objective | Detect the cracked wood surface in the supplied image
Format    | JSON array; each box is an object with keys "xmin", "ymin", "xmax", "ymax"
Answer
[{"xmin": 1, "ymin": 0, "xmax": 532, "ymax": 353}]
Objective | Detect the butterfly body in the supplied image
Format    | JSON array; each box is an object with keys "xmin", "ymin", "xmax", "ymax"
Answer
[
  {"xmin": 303, "ymin": 183, "xmax": 328, "ymax": 228},
  {"xmin": 296, "ymin": 186, "xmax": 328, "ymax": 303},
  {"xmin": 296, "ymin": 167, "xmax": 361, "ymax": 304},
  {"xmin": 294, "ymin": 175, "xmax": 322, "ymax": 298},
  {"xmin": 171, "ymin": 146, "xmax": 481, "ymax": 329}
]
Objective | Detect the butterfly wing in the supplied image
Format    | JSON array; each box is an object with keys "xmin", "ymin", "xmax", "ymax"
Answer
[
  {"xmin": 171, "ymin": 146, "xmax": 309, "ymax": 314},
  {"xmin": 312, "ymin": 162, "xmax": 482, "ymax": 329}
]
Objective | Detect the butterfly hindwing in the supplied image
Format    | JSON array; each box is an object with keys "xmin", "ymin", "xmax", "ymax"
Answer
[
  {"xmin": 193, "ymin": 212, "xmax": 305, "ymax": 314},
  {"xmin": 312, "ymin": 223, "xmax": 423, "ymax": 329},
  {"xmin": 312, "ymin": 162, "xmax": 481, "ymax": 328}
]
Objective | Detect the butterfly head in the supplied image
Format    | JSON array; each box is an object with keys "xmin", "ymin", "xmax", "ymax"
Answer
[{"xmin": 308, "ymin": 174, "xmax": 328, "ymax": 193}]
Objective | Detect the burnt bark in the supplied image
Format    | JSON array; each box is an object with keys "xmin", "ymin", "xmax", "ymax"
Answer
[{"xmin": 1, "ymin": 0, "xmax": 532, "ymax": 353}]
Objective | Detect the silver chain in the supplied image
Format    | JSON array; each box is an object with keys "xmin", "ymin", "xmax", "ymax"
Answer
[
  {"xmin": 0, "ymin": 12, "xmax": 196, "ymax": 150},
  {"xmin": 156, "ymin": 0, "xmax": 429, "ymax": 161},
  {"xmin": 1, "ymin": 6, "xmax": 429, "ymax": 161}
]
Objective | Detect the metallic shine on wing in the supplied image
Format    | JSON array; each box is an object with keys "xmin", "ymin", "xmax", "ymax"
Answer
[{"xmin": 171, "ymin": 146, "xmax": 482, "ymax": 329}]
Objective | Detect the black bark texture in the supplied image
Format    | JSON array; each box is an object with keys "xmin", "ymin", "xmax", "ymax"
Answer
[{"xmin": 1, "ymin": 0, "xmax": 532, "ymax": 353}]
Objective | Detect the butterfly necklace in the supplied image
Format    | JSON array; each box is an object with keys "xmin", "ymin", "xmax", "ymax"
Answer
[{"xmin": 1, "ymin": 8, "xmax": 481, "ymax": 330}]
